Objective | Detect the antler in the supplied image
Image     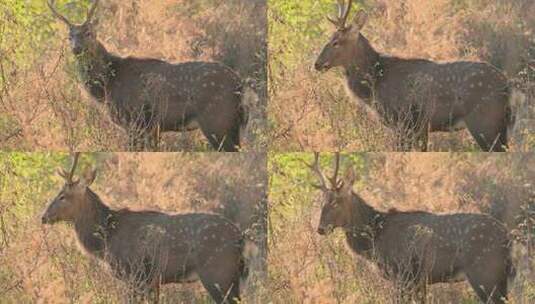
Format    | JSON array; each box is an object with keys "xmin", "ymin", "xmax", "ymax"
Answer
[
  {"xmin": 328, "ymin": 153, "xmax": 342, "ymax": 188},
  {"xmin": 304, "ymin": 152, "xmax": 343, "ymax": 190},
  {"xmin": 84, "ymin": 0, "xmax": 99, "ymax": 26},
  {"xmin": 304, "ymin": 153, "xmax": 329, "ymax": 190},
  {"xmin": 48, "ymin": 0, "xmax": 99, "ymax": 26},
  {"xmin": 327, "ymin": 0, "xmax": 354, "ymax": 30},
  {"xmin": 47, "ymin": 0, "xmax": 74, "ymax": 26},
  {"xmin": 58, "ymin": 153, "xmax": 80, "ymax": 184}
]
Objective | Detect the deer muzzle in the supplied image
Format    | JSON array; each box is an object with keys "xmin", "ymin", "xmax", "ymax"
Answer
[
  {"xmin": 41, "ymin": 214, "xmax": 51, "ymax": 224},
  {"xmin": 317, "ymin": 223, "xmax": 336, "ymax": 235},
  {"xmin": 41, "ymin": 206, "xmax": 56, "ymax": 224},
  {"xmin": 314, "ymin": 60, "xmax": 331, "ymax": 72}
]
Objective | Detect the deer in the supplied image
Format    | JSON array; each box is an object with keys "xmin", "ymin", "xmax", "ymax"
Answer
[
  {"xmin": 48, "ymin": 0, "xmax": 251, "ymax": 152},
  {"xmin": 315, "ymin": 0, "xmax": 514, "ymax": 152},
  {"xmin": 41, "ymin": 153, "xmax": 249, "ymax": 303},
  {"xmin": 307, "ymin": 153, "xmax": 516, "ymax": 304}
]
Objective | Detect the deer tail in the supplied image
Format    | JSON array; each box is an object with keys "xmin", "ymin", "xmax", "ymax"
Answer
[
  {"xmin": 238, "ymin": 79, "xmax": 260, "ymax": 146},
  {"xmin": 240, "ymin": 238, "xmax": 258, "ymax": 280},
  {"xmin": 507, "ymin": 88, "xmax": 527, "ymax": 145}
]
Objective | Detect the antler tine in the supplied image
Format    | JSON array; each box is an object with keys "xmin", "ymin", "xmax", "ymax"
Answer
[
  {"xmin": 337, "ymin": 0, "xmax": 344, "ymax": 19},
  {"xmin": 328, "ymin": 152, "xmax": 341, "ymax": 187},
  {"xmin": 327, "ymin": 0, "xmax": 354, "ymax": 30},
  {"xmin": 341, "ymin": 0, "xmax": 354, "ymax": 28},
  {"xmin": 66, "ymin": 152, "xmax": 80, "ymax": 183},
  {"xmin": 85, "ymin": 0, "xmax": 99, "ymax": 25},
  {"xmin": 47, "ymin": 0, "xmax": 73, "ymax": 26},
  {"xmin": 302, "ymin": 153, "xmax": 329, "ymax": 190}
]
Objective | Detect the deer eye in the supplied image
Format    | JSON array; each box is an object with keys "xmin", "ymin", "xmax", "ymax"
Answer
[
  {"xmin": 332, "ymin": 40, "xmax": 340, "ymax": 47},
  {"xmin": 59, "ymin": 194, "xmax": 65, "ymax": 201}
]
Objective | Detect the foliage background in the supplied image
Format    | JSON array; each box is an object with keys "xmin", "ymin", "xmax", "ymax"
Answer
[
  {"xmin": 268, "ymin": 152, "xmax": 534, "ymax": 303},
  {"xmin": 0, "ymin": 0, "xmax": 267, "ymax": 151},
  {"xmin": 0, "ymin": 152, "xmax": 268, "ymax": 303},
  {"xmin": 268, "ymin": 0, "xmax": 535, "ymax": 151}
]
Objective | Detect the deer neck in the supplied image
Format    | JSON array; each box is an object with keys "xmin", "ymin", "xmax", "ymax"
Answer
[
  {"xmin": 76, "ymin": 41, "xmax": 115, "ymax": 102},
  {"xmin": 345, "ymin": 192, "xmax": 384, "ymax": 258},
  {"xmin": 344, "ymin": 34, "xmax": 381, "ymax": 103},
  {"xmin": 73, "ymin": 189, "xmax": 115, "ymax": 259}
]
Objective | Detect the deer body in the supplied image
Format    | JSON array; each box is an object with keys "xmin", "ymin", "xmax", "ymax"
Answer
[
  {"xmin": 342, "ymin": 195, "xmax": 512, "ymax": 294},
  {"xmin": 315, "ymin": 1, "xmax": 512, "ymax": 151},
  {"xmin": 345, "ymin": 35, "xmax": 510, "ymax": 137},
  {"xmin": 49, "ymin": 0, "xmax": 247, "ymax": 151},
  {"xmin": 308, "ymin": 153, "xmax": 515, "ymax": 304},
  {"xmin": 42, "ymin": 155, "xmax": 246, "ymax": 304},
  {"xmin": 81, "ymin": 45, "xmax": 244, "ymax": 138}
]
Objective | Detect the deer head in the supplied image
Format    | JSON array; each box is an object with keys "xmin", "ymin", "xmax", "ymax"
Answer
[
  {"xmin": 48, "ymin": 0, "xmax": 100, "ymax": 55},
  {"xmin": 315, "ymin": 0, "xmax": 369, "ymax": 71},
  {"xmin": 42, "ymin": 153, "xmax": 97, "ymax": 224},
  {"xmin": 306, "ymin": 153, "xmax": 357, "ymax": 235}
]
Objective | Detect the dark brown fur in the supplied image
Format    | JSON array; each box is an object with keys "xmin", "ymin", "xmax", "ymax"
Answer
[
  {"xmin": 42, "ymin": 163, "xmax": 246, "ymax": 304},
  {"xmin": 315, "ymin": 2, "xmax": 513, "ymax": 152},
  {"xmin": 49, "ymin": 0, "xmax": 247, "ymax": 152},
  {"xmin": 309, "ymin": 154, "xmax": 515, "ymax": 303}
]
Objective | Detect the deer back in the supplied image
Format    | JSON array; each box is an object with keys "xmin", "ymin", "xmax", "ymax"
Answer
[
  {"xmin": 370, "ymin": 58, "xmax": 510, "ymax": 128},
  {"xmin": 371, "ymin": 211, "xmax": 510, "ymax": 283},
  {"xmin": 104, "ymin": 211, "xmax": 243, "ymax": 284},
  {"xmin": 106, "ymin": 60, "xmax": 242, "ymax": 130}
]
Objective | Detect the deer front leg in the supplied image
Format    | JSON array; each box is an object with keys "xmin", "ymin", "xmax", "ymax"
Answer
[
  {"xmin": 416, "ymin": 126, "xmax": 429, "ymax": 152},
  {"xmin": 127, "ymin": 131, "xmax": 140, "ymax": 151},
  {"xmin": 414, "ymin": 282, "xmax": 427, "ymax": 304},
  {"xmin": 149, "ymin": 124, "xmax": 161, "ymax": 151}
]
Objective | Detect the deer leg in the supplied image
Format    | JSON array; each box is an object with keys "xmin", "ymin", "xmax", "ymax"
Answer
[
  {"xmin": 417, "ymin": 128, "xmax": 429, "ymax": 152},
  {"xmin": 151, "ymin": 283, "xmax": 160, "ymax": 304},
  {"xmin": 198, "ymin": 274, "xmax": 240, "ymax": 304},
  {"xmin": 197, "ymin": 117, "xmax": 240, "ymax": 152},
  {"xmin": 415, "ymin": 282, "xmax": 427, "ymax": 304},
  {"xmin": 464, "ymin": 103, "xmax": 508, "ymax": 152},
  {"xmin": 465, "ymin": 259, "xmax": 509, "ymax": 304},
  {"xmin": 151, "ymin": 124, "xmax": 161, "ymax": 151},
  {"xmin": 124, "ymin": 287, "xmax": 147, "ymax": 304},
  {"xmin": 196, "ymin": 253, "xmax": 242, "ymax": 304},
  {"xmin": 127, "ymin": 131, "xmax": 138, "ymax": 151},
  {"xmin": 397, "ymin": 123, "xmax": 424, "ymax": 152},
  {"xmin": 466, "ymin": 274, "xmax": 508, "ymax": 304}
]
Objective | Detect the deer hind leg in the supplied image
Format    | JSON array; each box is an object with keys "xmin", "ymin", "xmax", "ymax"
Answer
[
  {"xmin": 198, "ymin": 270, "xmax": 240, "ymax": 304},
  {"xmin": 139, "ymin": 125, "xmax": 160, "ymax": 152},
  {"xmin": 198, "ymin": 113, "xmax": 240, "ymax": 152},
  {"xmin": 196, "ymin": 245, "xmax": 242, "ymax": 304},
  {"xmin": 464, "ymin": 103, "xmax": 508, "ymax": 152},
  {"xmin": 465, "ymin": 258, "xmax": 509, "ymax": 304},
  {"xmin": 412, "ymin": 282, "xmax": 427, "ymax": 304}
]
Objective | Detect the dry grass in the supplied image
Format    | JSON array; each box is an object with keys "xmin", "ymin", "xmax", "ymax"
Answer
[
  {"xmin": 269, "ymin": 0, "xmax": 535, "ymax": 151},
  {"xmin": 0, "ymin": 0, "xmax": 267, "ymax": 151},
  {"xmin": 268, "ymin": 153, "xmax": 535, "ymax": 303},
  {"xmin": 0, "ymin": 152, "xmax": 268, "ymax": 303}
]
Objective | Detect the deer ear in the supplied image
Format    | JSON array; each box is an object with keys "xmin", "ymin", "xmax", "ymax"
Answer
[
  {"xmin": 83, "ymin": 168, "xmax": 97, "ymax": 186},
  {"xmin": 89, "ymin": 16, "xmax": 99, "ymax": 28},
  {"xmin": 351, "ymin": 10, "xmax": 368, "ymax": 31},
  {"xmin": 343, "ymin": 167, "xmax": 357, "ymax": 187}
]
